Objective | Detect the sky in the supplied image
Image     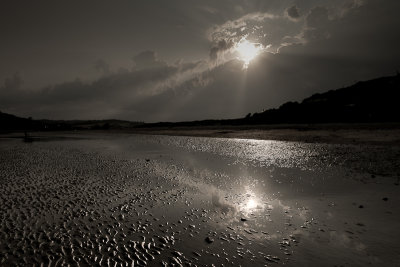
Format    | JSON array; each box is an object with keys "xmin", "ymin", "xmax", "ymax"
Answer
[{"xmin": 1, "ymin": 0, "xmax": 399, "ymax": 122}]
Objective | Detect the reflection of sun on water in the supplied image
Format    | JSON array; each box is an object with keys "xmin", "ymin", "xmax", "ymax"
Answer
[
  {"xmin": 237, "ymin": 186, "xmax": 266, "ymax": 216},
  {"xmin": 235, "ymin": 38, "xmax": 263, "ymax": 69},
  {"xmin": 242, "ymin": 195, "xmax": 265, "ymax": 214},
  {"xmin": 246, "ymin": 198, "xmax": 257, "ymax": 210}
]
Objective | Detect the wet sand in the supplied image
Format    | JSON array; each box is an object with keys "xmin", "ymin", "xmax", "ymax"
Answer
[
  {"xmin": 0, "ymin": 133, "xmax": 399, "ymax": 266},
  {"xmin": 129, "ymin": 123, "xmax": 400, "ymax": 145}
]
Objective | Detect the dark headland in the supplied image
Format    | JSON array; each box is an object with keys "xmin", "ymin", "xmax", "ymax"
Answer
[{"xmin": 1, "ymin": 74, "xmax": 400, "ymax": 145}]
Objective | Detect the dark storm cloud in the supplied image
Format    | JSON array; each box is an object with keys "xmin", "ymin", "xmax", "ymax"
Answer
[
  {"xmin": 302, "ymin": 6, "xmax": 331, "ymax": 41},
  {"xmin": 142, "ymin": 0, "xmax": 400, "ymax": 121},
  {"xmin": 0, "ymin": 52, "xmax": 207, "ymax": 120},
  {"xmin": 1, "ymin": 0, "xmax": 400, "ymax": 122},
  {"xmin": 3, "ymin": 73, "xmax": 23, "ymax": 91},
  {"xmin": 132, "ymin": 51, "xmax": 167, "ymax": 70},
  {"xmin": 94, "ymin": 59, "xmax": 111, "ymax": 76},
  {"xmin": 286, "ymin": 5, "xmax": 301, "ymax": 20},
  {"xmin": 0, "ymin": 0, "xmax": 285, "ymax": 89}
]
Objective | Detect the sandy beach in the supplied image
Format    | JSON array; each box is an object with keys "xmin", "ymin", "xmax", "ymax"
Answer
[{"xmin": 0, "ymin": 131, "xmax": 399, "ymax": 266}]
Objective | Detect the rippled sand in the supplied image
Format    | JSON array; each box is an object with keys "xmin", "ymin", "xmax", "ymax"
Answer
[{"xmin": 0, "ymin": 133, "xmax": 399, "ymax": 266}]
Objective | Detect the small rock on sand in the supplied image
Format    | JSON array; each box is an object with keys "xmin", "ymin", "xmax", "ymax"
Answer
[{"xmin": 205, "ymin": 237, "xmax": 214, "ymax": 244}]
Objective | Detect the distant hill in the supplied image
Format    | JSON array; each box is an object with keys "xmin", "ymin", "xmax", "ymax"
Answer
[
  {"xmin": 138, "ymin": 74, "xmax": 400, "ymax": 128},
  {"xmin": 0, "ymin": 112, "xmax": 34, "ymax": 132},
  {"xmin": 0, "ymin": 112, "xmax": 143, "ymax": 133},
  {"xmin": 1, "ymin": 74, "xmax": 400, "ymax": 132},
  {"xmin": 246, "ymin": 74, "xmax": 400, "ymax": 124}
]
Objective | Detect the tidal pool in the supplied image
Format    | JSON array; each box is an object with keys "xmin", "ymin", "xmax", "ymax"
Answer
[{"xmin": 0, "ymin": 133, "xmax": 399, "ymax": 266}]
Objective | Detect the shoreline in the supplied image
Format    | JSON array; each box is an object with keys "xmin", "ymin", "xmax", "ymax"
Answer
[
  {"xmin": 2, "ymin": 123, "xmax": 400, "ymax": 146},
  {"xmin": 118, "ymin": 123, "xmax": 400, "ymax": 146}
]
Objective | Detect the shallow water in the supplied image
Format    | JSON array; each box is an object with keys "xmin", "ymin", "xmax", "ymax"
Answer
[{"xmin": 0, "ymin": 133, "xmax": 399, "ymax": 266}]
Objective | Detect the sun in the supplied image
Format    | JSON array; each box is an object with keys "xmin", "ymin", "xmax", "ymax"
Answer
[{"xmin": 235, "ymin": 39, "xmax": 262, "ymax": 68}]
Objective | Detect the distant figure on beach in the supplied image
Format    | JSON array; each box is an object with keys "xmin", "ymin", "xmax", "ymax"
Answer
[{"xmin": 24, "ymin": 131, "xmax": 33, "ymax": 142}]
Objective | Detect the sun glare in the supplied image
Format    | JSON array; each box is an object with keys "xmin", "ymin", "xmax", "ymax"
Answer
[
  {"xmin": 246, "ymin": 199, "xmax": 257, "ymax": 209},
  {"xmin": 235, "ymin": 39, "xmax": 262, "ymax": 68}
]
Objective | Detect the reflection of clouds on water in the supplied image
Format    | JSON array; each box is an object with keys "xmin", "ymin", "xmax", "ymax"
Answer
[
  {"xmin": 125, "ymin": 141, "xmax": 322, "ymax": 252},
  {"xmin": 211, "ymin": 191, "xmax": 237, "ymax": 214}
]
